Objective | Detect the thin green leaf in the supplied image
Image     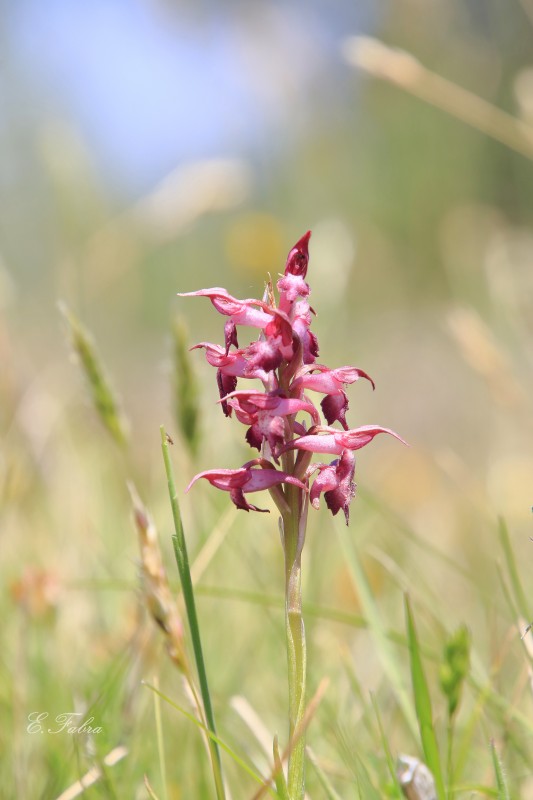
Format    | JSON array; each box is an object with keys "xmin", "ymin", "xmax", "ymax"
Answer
[
  {"xmin": 340, "ymin": 651, "xmax": 377, "ymax": 743},
  {"xmin": 143, "ymin": 681, "xmax": 277, "ymax": 796},
  {"xmin": 336, "ymin": 525, "xmax": 418, "ymax": 738},
  {"xmin": 352, "ymin": 754, "xmax": 382, "ymax": 800},
  {"xmin": 152, "ymin": 676, "xmax": 169, "ymax": 800},
  {"xmin": 404, "ymin": 594, "xmax": 446, "ymax": 800},
  {"xmin": 60, "ymin": 302, "xmax": 128, "ymax": 446},
  {"xmin": 498, "ymin": 517, "xmax": 530, "ymax": 620},
  {"xmin": 272, "ymin": 736, "xmax": 289, "ymax": 800},
  {"xmin": 452, "ymin": 682, "xmax": 491, "ymax": 784},
  {"xmin": 490, "ymin": 740, "xmax": 510, "ymax": 800},
  {"xmin": 360, "ymin": 488, "xmax": 476, "ymax": 585},
  {"xmin": 369, "ymin": 693, "xmax": 403, "ymax": 798},
  {"xmin": 160, "ymin": 425, "xmax": 226, "ymax": 800},
  {"xmin": 306, "ymin": 747, "xmax": 343, "ymax": 800},
  {"xmin": 198, "ymin": 585, "xmax": 367, "ymax": 629}
]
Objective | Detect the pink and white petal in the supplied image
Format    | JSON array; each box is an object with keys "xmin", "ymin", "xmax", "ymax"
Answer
[
  {"xmin": 243, "ymin": 469, "xmax": 306, "ymax": 493},
  {"xmin": 297, "ymin": 371, "xmax": 342, "ymax": 394},
  {"xmin": 310, "ymin": 467, "xmax": 338, "ymax": 509},
  {"xmin": 186, "ymin": 468, "xmax": 248, "ymax": 493},
  {"xmin": 245, "ymin": 339, "xmax": 284, "ymax": 373},
  {"xmin": 179, "ymin": 288, "xmax": 273, "ymax": 328},
  {"xmin": 288, "ymin": 434, "xmax": 342, "ymax": 455},
  {"xmin": 231, "ymin": 305, "xmax": 274, "ymax": 329},
  {"xmin": 277, "ymin": 274, "xmax": 310, "ymax": 315},
  {"xmin": 274, "ymin": 397, "xmax": 321, "ymax": 424},
  {"xmin": 333, "ymin": 366, "xmax": 375, "ymax": 389},
  {"xmin": 338, "ymin": 425, "xmax": 408, "ymax": 450}
]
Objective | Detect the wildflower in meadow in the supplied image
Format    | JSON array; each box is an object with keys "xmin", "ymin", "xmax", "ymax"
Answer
[
  {"xmin": 180, "ymin": 230, "xmax": 403, "ymax": 525},
  {"xmin": 179, "ymin": 231, "xmax": 404, "ymax": 799}
]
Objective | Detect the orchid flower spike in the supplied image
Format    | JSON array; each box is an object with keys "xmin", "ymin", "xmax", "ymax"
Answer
[{"xmin": 180, "ymin": 231, "xmax": 405, "ymax": 524}]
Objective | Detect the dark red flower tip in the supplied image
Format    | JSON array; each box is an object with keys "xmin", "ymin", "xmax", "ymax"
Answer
[
  {"xmin": 217, "ymin": 370, "xmax": 237, "ymax": 416},
  {"xmin": 321, "ymin": 391, "xmax": 349, "ymax": 430},
  {"xmin": 284, "ymin": 231, "xmax": 311, "ymax": 278}
]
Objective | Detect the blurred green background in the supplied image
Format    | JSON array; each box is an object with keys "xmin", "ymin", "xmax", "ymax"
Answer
[{"xmin": 2, "ymin": 1, "xmax": 533, "ymax": 797}]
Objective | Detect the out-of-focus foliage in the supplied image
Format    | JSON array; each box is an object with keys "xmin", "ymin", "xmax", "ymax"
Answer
[
  {"xmin": 2, "ymin": 0, "xmax": 533, "ymax": 796},
  {"xmin": 173, "ymin": 317, "xmax": 201, "ymax": 458},
  {"xmin": 439, "ymin": 624, "xmax": 471, "ymax": 719}
]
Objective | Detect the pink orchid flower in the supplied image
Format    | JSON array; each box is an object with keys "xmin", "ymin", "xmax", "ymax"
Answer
[
  {"xmin": 221, "ymin": 389, "xmax": 320, "ymax": 457},
  {"xmin": 294, "ymin": 364, "xmax": 375, "ymax": 428},
  {"xmin": 178, "ymin": 287, "xmax": 272, "ymax": 328},
  {"xmin": 291, "ymin": 300, "xmax": 319, "ymax": 364},
  {"xmin": 295, "ymin": 364, "xmax": 375, "ymax": 394},
  {"xmin": 181, "ymin": 231, "xmax": 405, "ymax": 525},
  {"xmin": 179, "ymin": 231, "xmax": 406, "ymax": 800},
  {"xmin": 283, "ymin": 425, "xmax": 407, "ymax": 456},
  {"xmin": 178, "ymin": 287, "xmax": 272, "ymax": 353},
  {"xmin": 276, "ymin": 232, "xmax": 313, "ymax": 344},
  {"xmin": 309, "ymin": 449, "xmax": 356, "ymax": 524},
  {"xmin": 222, "ymin": 389, "xmax": 319, "ymax": 420},
  {"xmin": 244, "ymin": 310, "xmax": 295, "ymax": 372},
  {"xmin": 277, "ymin": 273, "xmax": 310, "ymax": 314},
  {"xmin": 186, "ymin": 461, "xmax": 307, "ymax": 513},
  {"xmin": 191, "ymin": 342, "xmax": 269, "ymax": 380},
  {"xmin": 179, "ymin": 287, "xmax": 294, "ymax": 356},
  {"xmin": 191, "ymin": 342, "xmax": 269, "ymax": 415}
]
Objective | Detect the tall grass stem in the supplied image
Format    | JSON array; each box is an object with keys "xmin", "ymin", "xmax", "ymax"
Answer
[{"xmin": 160, "ymin": 425, "xmax": 226, "ymax": 800}]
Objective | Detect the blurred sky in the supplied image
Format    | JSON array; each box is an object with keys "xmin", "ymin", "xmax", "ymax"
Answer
[{"xmin": 6, "ymin": 0, "xmax": 375, "ymax": 195}]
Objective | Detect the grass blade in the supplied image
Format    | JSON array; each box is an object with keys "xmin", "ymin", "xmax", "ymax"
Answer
[
  {"xmin": 60, "ymin": 302, "xmax": 128, "ymax": 446},
  {"xmin": 498, "ymin": 517, "xmax": 530, "ymax": 620},
  {"xmin": 306, "ymin": 747, "xmax": 343, "ymax": 800},
  {"xmin": 160, "ymin": 425, "xmax": 226, "ymax": 800},
  {"xmin": 404, "ymin": 594, "xmax": 446, "ymax": 800},
  {"xmin": 343, "ymin": 36, "xmax": 533, "ymax": 163},
  {"xmin": 272, "ymin": 737, "xmax": 289, "ymax": 800},
  {"xmin": 490, "ymin": 740, "xmax": 510, "ymax": 800},
  {"xmin": 369, "ymin": 694, "xmax": 403, "ymax": 798},
  {"xmin": 353, "ymin": 755, "xmax": 382, "ymax": 800},
  {"xmin": 144, "ymin": 775, "xmax": 162, "ymax": 800},
  {"xmin": 336, "ymin": 526, "xmax": 418, "ymax": 738},
  {"xmin": 143, "ymin": 682, "xmax": 277, "ymax": 796}
]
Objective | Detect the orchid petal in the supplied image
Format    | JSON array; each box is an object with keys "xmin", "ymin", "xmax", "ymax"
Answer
[
  {"xmin": 309, "ymin": 450, "xmax": 356, "ymax": 524},
  {"xmin": 284, "ymin": 231, "xmax": 311, "ymax": 278},
  {"xmin": 285, "ymin": 425, "xmax": 407, "ymax": 455},
  {"xmin": 179, "ymin": 288, "xmax": 273, "ymax": 328},
  {"xmin": 186, "ymin": 464, "xmax": 307, "ymax": 513},
  {"xmin": 296, "ymin": 365, "xmax": 375, "ymax": 394}
]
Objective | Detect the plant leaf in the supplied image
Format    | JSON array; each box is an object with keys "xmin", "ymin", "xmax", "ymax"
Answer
[{"xmin": 405, "ymin": 594, "xmax": 446, "ymax": 800}]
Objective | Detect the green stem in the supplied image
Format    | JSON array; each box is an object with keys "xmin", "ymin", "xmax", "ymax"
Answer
[
  {"xmin": 160, "ymin": 426, "xmax": 226, "ymax": 800},
  {"xmin": 446, "ymin": 719, "xmax": 454, "ymax": 800},
  {"xmin": 282, "ymin": 483, "xmax": 307, "ymax": 800}
]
